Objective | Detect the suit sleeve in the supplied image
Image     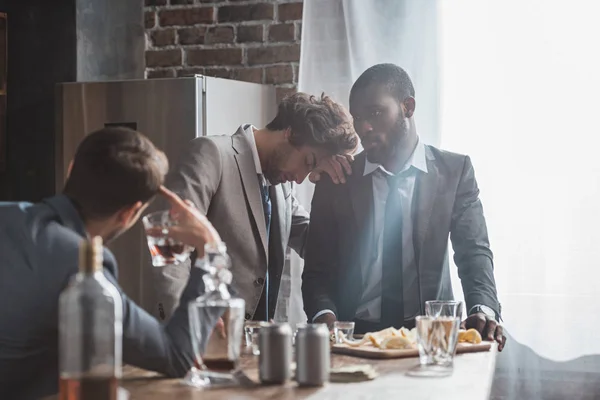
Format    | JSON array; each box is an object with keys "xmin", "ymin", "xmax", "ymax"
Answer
[
  {"xmin": 287, "ymin": 183, "xmax": 310, "ymax": 258},
  {"xmin": 301, "ymin": 179, "xmax": 339, "ymax": 321},
  {"xmin": 152, "ymin": 138, "xmax": 223, "ymax": 320},
  {"xmin": 450, "ymin": 156, "xmax": 501, "ymax": 318},
  {"xmin": 103, "ymin": 255, "xmax": 220, "ymax": 378}
]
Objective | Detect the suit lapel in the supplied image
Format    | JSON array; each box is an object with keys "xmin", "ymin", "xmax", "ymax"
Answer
[
  {"xmin": 232, "ymin": 129, "xmax": 268, "ymax": 257},
  {"xmin": 413, "ymin": 147, "xmax": 439, "ymax": 266},
  {"xmin": 348, "ymin": 154, "xmax": 375, "ymax": 278}
]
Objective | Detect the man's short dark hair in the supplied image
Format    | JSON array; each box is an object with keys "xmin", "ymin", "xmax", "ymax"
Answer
[
  {"xmin": 266, "ymin": 92, "xmax": 358, "ymax": 155},
  {"xmin": 63, "ymin": 127, "xmax": 168, "ymax": 219},
  {"xmin": 350, "ymin": 63, "xmax": 415, "ymax": 103}
]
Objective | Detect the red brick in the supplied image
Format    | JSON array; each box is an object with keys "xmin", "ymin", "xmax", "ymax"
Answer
[
  {"xmin": 204, "ymin": 68, "xmax": 233, "ymax": 79},
  {"xmin": 269, "ymin": 23, "xmax": 294, "ymax": 42},
  {"xmin": 187, "ymin": 48, "xmax": 243, "ymax": 66},
  {"xmin": 146, "ymin": 49, "xmax": 182, "ymax": 68},
  {"xmin": 237, "ymin": 25, "xmax": 263, "ymax": 43},
  {"xmin": 265, "ymin": 65, "xmax": 293, "ymax": 84},
  {"xmin": 205, "ymin": 26, "xmax": 234, "ymax": 44},
  {"xmin": 147, "ymin": 69, "xmax": 176, "ymax": 79},
  {"xmin": 278, "ymin": 2, "xmax": 303, "ymax": 21},
  {"xmin": 150, "ymin": 29, "xmax": 176, "ymax": 47},
  {"xmin": 276, "ymin": 86, "xmax": 297, "ymax": 103},
  {"xmin": 218, "ymin": 4, "xmax": 274, "ymax": 23},
  {"xmin": 159, "ymin": 7, "xmax": 214, "ymax": 26},
  {"xmin": 145, "ymin": 11, "xmax": 156, "ymax": 30},
  {"xmin": 178, "ymin": 27, "xmax": 206, "ymax": 45},
  {"xmin": 145, "ymin": 0, "xmax": 166, "ymax": 6},
  {"xmin": 247, "ymin": 44, "xmax": 300, "ymax": 65},
  {"xmin": 177, "ymin": 67, "xmax": 204, "ymax": 77},
  {"xmin": 170, "ymin": 0, "xmax": 193, "ymax": 4},
  {"xmin": 233, "ymin": 68, "xmax": 263, "ymax": 84}
]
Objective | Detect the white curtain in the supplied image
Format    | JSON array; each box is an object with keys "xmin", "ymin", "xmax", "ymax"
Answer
[
  {"xmin": 288, "ymin": 0, "xmax": 440, "ymax": 327},
  {"xmin": 297, "ymin": 0, "xmax": 600, "ymax": 397}
]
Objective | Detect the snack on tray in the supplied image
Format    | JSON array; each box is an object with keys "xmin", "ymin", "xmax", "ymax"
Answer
[
  {"xmin": 341, "ymin": 327, "xmax": 418, "ymax": 350},
  {"xmin": 457, "ymin": 328, "xmax": 482, "ymax": 344}
]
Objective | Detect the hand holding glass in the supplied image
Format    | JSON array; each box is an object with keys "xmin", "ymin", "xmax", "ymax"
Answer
[
  {"xmin": 143, "ymin": 210, "xmax": 193, "ymax": 267},
  {"xmin": 143, "ymin": 187, "xmax": 221, "ymax": 266}
]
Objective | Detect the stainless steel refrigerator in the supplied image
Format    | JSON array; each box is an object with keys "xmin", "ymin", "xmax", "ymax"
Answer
[{"xmin": 55, "ymin": 75, "xmax": 277, "ymax": 315}]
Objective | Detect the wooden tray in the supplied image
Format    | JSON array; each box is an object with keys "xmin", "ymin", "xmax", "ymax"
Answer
[{"xmin": 332, "ymin": 341, "xmax": 493, "ymax": 359}]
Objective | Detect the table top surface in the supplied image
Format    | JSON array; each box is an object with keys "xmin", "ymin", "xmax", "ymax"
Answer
[{"xmin": 113, "ymin": 345, "xmax": 497, "ymax": 400}]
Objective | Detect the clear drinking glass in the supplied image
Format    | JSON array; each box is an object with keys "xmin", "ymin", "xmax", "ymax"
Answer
[
  {"xmin": 333, "ymin": 321, "xmax": 355, "ymax": 344},
  {"xmin": 409, "ymin": 316, "xmax": 461, "ymax": 378},
  {"xmin": 244, "ymin": 321, "xmax": 269, "ymax": 355},
  {"xmin": 425, "ymin": 300, "xmax": 464, "ymax": 320},
  {"xmin": 185, "ymin": 243, "xmax": 245, "ymax": 388},
  {"xmin": 142, "ymin": 210, "xmax": 193, "ymax": 267}
]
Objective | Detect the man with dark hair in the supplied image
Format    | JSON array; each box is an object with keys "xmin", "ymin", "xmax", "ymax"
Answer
[
  {"xmin": 155, "ymin": 92, "xmax": 359, "ymax": 322},
  {"xmin": 303, "ymin": 64, "xmax": 506, "ymax": 350},
  {"xmin": 0, "ymin": 127, "xmax": 222, "ymax": 398}
]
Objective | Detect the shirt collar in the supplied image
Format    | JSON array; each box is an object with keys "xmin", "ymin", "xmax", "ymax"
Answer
[
  {"xmin": 243, "ymin": 123, "xmax": 271, "ymax": 186},
  {"xmin": 363, "ymin": 137, "xmax": 428, "ymax": 177}
]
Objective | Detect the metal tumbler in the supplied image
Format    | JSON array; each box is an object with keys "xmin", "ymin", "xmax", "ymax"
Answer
[
  {"xmin": 295, "ymin": 323, "xmax": 330, "ymax": 386},
  {"xmin": 258, "ymin": 323, "xmax": 292, "ymax": 384}
]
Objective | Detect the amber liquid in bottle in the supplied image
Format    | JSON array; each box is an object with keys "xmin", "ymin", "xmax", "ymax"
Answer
[{"xmin": 59, "ymin": 376, "xmax": 118, "ymax": 400}]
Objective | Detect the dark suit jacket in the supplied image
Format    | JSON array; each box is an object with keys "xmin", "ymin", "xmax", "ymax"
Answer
[
  {"xmin": 153, "ymin": 126, "xmax": 310, "ymax": 321},
  {"xmin": 302, "ymin": 146, "xmax": 500, "ymax": 323},
  {"xmin": 0, "ymin": 196, "xmax": 219, "ymax": 399}
]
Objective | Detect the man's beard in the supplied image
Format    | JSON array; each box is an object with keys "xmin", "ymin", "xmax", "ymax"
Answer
[{"xmin": 366, "ymin": 117, "xmax": 409, "ymax": 165}]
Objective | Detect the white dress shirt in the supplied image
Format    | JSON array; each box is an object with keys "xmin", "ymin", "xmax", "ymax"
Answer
[{"xmin": 243, "ymin": 124, "xmax": 270, "ymax": 186}]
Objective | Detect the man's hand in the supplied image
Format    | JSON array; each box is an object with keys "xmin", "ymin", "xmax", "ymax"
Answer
[
  {"xmin": 462, "ymin": 313, "xmax": 506, "ymax": 351},
  {"xmin": 309, "ymin": 154, "xmax": 354, "ymax": 184},
  {"xmin": 157, "ymin": 186, "xmax": 221, "ymax": 256},
  {"xmin": 314, "ymin": 313, "xmax": 337, "ymax": 330}
]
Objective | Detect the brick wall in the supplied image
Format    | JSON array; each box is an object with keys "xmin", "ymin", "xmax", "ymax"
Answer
[{"xmin": 144, "ymin": 0, "xmax": 303, "ymax": 102}]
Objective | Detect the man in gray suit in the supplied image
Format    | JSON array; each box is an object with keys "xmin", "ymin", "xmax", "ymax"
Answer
[
  {"xmin": 0, "ymin": 127, "xmax": 222, "ymax": 398},
  {"xmin": 303, "ymin": 64, "xmax": 506, "ymax": 350},
  {"xmin": 156, "ymin": 93, "xmax": 358, "ymax": 322}
]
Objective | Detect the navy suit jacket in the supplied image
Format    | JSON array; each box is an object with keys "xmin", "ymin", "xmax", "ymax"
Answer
[{"xmin": 0, "ymin": 195, "xmax": 218, "ymax": 399}]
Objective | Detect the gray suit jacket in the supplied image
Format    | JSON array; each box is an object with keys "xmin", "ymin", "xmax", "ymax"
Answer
[
  {"xmin": 0, "ymin": 196, "xmax": 219, "ymax": 399},
  {"xmin": 302, "ymin": 146, "xmax": 501, "ymax": 323},
  {"xmin": 154, "ymin": 126, "xmax": 310, "ymax": 321}
]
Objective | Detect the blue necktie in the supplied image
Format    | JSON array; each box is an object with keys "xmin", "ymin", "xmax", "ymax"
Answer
[
  {"xmin": 381, "ymin": 174, "xmax": 404, "ymax": 328},
  {"xmin": 259, "ymin": 176, "xmax": 271, "ymax": 320},
  {"xmin": 259, "ymin": 176, "xmax": 272, "ymax": 237}
]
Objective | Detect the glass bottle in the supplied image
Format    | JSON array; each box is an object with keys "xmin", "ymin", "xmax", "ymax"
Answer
[
  {"xmin": 59, "ymin": 237, "xmax": 123, "ymax": 400},
  {"xmin": 185, "ymin": 242, "xmax": 245, "ymax": 388}
]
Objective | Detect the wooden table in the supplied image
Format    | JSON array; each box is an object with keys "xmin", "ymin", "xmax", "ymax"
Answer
[{"xmin": 116, "ymin": 346, "xmax": 497, "ymax": 400}]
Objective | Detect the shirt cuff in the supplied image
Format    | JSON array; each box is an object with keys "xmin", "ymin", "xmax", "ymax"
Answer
[
  {"xmin": 193, "ymin": 258, "xmax": 205, "ymax": 269},
  {"xmin": 312, "ymin": 309, "xmax": 336, "ymax": 322},
  {"xmin": 468, "ymin": 304, "xmax": 500, "ymax": 321}
]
